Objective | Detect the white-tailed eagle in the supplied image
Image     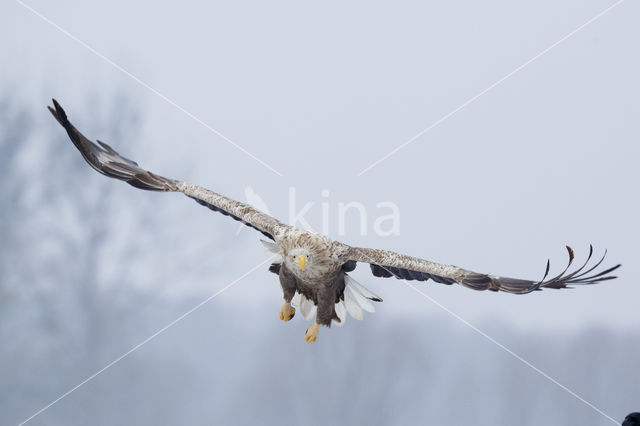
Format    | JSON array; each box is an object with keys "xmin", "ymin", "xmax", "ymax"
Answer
[{"xmin": 48, "ymin": 99, "xmax": 621, "ymax": 343}]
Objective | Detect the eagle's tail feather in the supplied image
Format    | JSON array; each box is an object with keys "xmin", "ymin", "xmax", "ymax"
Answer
[
  {"xmin": 333, "ymin": 275, "xmax": 381, "ymax": 326},
  {"xmin": 333, "ymin": 300, "xmax": 347, "ymax": 327},
  {"xmin": 343, "ymin": 286, "xmax": 364, "ymax": 320},
  {"xmin": 300, "ymin": 296, "xmax": 316, "ymax": 320},
  {"xmin": 345, "ymin": 273, "xmax": 383, "ymax": 302}
]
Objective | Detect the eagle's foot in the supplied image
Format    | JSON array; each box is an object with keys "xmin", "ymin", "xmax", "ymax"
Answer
[
  {"xmin": 305, "ymin": 323, "xmax": 319, "ymax": 343},
  {"xmin": 278, "ymin": 302, "xmax": 296, "ymax": 322}
]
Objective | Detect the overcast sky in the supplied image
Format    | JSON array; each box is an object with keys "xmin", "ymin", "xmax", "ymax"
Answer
[{"xmin": 2, "ymin": 0, "xmax": 639, "ymax": 335}]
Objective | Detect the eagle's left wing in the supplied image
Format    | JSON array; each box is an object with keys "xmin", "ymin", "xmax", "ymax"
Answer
[
  {"xmin": 347, "ymin": 245, "xmax": 620, "ymax": 294},
  {"xmin": 48, "ymin": 99, "xmax": 288, "ymax": 240}
]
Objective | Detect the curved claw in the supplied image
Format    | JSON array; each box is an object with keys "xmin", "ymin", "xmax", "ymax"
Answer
[
  {"xmin": 305, "ymin": 323, "xmax": 319, "ymax": 343},
  {"xmin": 278, "ymin": 302, "xmax": 296, "ymax": 322}
]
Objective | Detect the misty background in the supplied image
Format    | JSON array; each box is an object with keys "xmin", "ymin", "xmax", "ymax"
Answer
[{"xmin": 1, "ymin": 1, "xmax": 639, "ymax": 425}]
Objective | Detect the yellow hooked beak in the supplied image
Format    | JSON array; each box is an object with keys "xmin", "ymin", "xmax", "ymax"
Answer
[{"xmin": 295, "ymin": 255, "xmax": 306, "ymax": 271}]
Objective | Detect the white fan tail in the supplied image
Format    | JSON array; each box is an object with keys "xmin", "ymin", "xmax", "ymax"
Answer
[
  {"xmin": 343, "ymin": 286, "xmax": 364, "ymax": 320},
  {"xmin": 333, "ymin": 300, "xmax": 347, "ymax": 327},
  {"xmin": 291, "ymin": 274, "xmax": 382, "ymax": 325},
  {"xmin": 350, "ymin": 287, "xmax": 375, "ymax": 313},
  {"xmin": 291, "ymin": 292, "xmax": 317, "ymax": 321},
  {"xmin": 291, "ymin": 292, "xmax": 302, "ymax": 307},
  {"xmin": 345, "ymin": 274, "xmax": 383, "ymax": 302},
  {"xmin": 299, "ymin": 294, "xmax": 317, "ymax": 320}
]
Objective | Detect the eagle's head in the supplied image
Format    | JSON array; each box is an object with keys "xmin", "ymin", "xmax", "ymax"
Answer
[
  {"xmin": 279, "ymin": 230, "xmax": 336, "ymax": 279},
  {"xmin": 287, "ymin": 247, "xmax": 311, "ymax": 271},
  {"xmin": 284, "ymin": 245, "xmax": 333, "ymax": 279}
]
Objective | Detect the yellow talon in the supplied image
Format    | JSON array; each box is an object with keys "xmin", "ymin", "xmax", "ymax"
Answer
[
  {"xmin": 305, "ymin": 323, "xmax": 319, "ymax": 343},
  {"xmin": 279, "ymin": 302, "xmax": 295, "ymax": 322}
]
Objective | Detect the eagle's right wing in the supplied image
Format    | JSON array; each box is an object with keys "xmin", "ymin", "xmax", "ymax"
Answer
[{"xmin": 48, "ymin": 99, "xmax": 288, "ymax": 241}]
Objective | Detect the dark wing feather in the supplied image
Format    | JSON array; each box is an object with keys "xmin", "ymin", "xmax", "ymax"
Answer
[
  {"xmin": 349, "ymin": 245, "xmax": 620, "ymax": 295},
  {"xmin": 48, "ymin": 99, "xmax": 287, "ymax": 240}
]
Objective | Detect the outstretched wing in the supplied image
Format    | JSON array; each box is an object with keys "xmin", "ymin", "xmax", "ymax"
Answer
[
  {"xmin": 348, "ymin": 245, "xmax": 620, "ymax": 294},
  {"xmin": 48, "ymin": 99, "xmax": 288, "ymax": 240}
]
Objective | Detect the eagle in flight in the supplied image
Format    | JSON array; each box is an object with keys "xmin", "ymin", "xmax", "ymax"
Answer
[{"xmin": 48, "ymin": 99, "xmax": 620, "ymax": 343}]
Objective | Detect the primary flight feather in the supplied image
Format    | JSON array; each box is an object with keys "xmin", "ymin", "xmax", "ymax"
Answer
[{"xmin": 48, "ymin": 99, "xmax": 621, "ymax": 343}]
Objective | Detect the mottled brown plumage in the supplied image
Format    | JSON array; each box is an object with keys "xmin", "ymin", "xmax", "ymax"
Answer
[{"xmin": 48, "ymin": 99, "xmax": 621, "ymax": 343}]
